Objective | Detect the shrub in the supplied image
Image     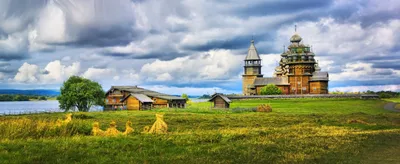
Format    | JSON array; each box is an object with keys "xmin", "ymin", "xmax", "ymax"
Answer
[{"xmin": 260, "ymin": 84, "xmax": 282, "ymax": 95}]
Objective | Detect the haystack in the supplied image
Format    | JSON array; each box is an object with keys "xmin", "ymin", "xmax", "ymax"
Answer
[
  {"xmin": 92, "ymin": 122, "xmax": 105, "ymax": 136},
  {"xmin": 148, "ymin": 114, "xmax": 168, "ymax": 134},
  {"xmin": 105, "ymin": 121, "xmax": 122, "ymax": 136},
  {"xmin": 257, "ymin": 104, "xmax": 272, "ymax": 112},
  {"xmin": 123, "ymin": 121, "xmax": 134, "ymax": 135},
  {"xmin": 55, "ymin": 113, "xmax": 73, "ymax": 127}
]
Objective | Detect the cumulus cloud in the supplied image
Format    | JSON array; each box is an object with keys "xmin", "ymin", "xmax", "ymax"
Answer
[
  {"xmin": 14, "ymin": 63, "xmax": 40, "ymax": 83},
  {"xmin": 13, "ymin": 60, "xmax": 80, "ymax": 84},
  {"xmin": 82, "ymin": 68, "xmax": 115, "ymax": 81},
  {"xmin": 140, "ymin": 50, "xmax": 243, "ymax": 84},
  {"xmin": 330, "ymin": 62, "xmax": 400, "ymax": 81},
  {"xmin": 41, "ymin": 60, "xmax": 80, "ymax": 83},
  {"xmin": 2, "ymin": 0, "xmax": 400, "ymax": 93}
]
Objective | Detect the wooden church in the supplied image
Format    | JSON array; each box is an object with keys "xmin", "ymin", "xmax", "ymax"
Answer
[{"xmin": 242, "ymin": 31, "xmax": 329, "ymax": 95}]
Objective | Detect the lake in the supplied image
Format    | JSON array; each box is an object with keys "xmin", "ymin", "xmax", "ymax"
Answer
[
  {"xmin": 0, "ymin": 101, "xmax": 102, "ymax": 115},
  {"xmin": 0, "ymin": 98, "xmax": 207, "ymax": 115}
]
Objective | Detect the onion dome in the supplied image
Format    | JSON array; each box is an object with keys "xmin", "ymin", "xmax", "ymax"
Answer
[{"xmin": 290, "ymin": 34, "xmax": 302, "ymax": 43}]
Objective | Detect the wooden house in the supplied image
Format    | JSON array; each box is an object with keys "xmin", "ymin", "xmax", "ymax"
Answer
[
  {"xmin": 209, "ymin": 94, "xmax": 231, "ymax": 108},
  {"xmin": 105, "ymin": 86, "xmax": 186, "ymax": 110}
]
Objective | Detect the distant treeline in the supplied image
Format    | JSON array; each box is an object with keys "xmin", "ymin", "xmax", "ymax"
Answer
[
  {"xmin": 366, "ymin": 91, "xmax": 399, "ymax": 98},
  {"xmin": 0, "ymin": 95, "xmax": 48, "ymax": 101},
  {"xmin": 0, "ymin": 89, "xmax": 59, "ymax": 96},
  {"xmin": 331, "ymin": 90, "xmax": 399, "ymax": 98}
]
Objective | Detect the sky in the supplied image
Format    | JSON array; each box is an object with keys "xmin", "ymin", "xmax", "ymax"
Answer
[{"xmin": 0, "ymin": 0, "xmax": 399, "ymax": 95}]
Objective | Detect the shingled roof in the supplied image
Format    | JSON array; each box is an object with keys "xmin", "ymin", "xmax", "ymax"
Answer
[
  {"xmin": 253, "ymin": 77, "xmax": 290, "ymax": 86},
  {"xmin": 107, "ymin": 86, "xmax": 185, "ymax": 101},
  {"xmin": 245, "ymin": 40, "xmax": 261, "ymax": 60},
  {"xmin": 208, "ymin": 93, "xmax": 231, "ymax": 103},
  {"xmin": 310, "ymin": 72, "xmax": 329, "ymax": 81},
  {"xmin": 120, "ymin": 93, "xmax": 154, "ymax": 103}
]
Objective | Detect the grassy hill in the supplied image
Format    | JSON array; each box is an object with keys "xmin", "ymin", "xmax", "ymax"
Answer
[{"xmin": 0, "ymin": 98, "xmax": 399, "ymax": 163}]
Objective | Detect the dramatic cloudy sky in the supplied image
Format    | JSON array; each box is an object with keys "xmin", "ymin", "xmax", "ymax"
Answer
[{"xmin": 0, "ymin": 0, "xmax": 399, "ymax": 95}]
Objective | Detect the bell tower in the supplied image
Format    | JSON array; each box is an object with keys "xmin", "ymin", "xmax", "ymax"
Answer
[{"xmin": 242, "ymin": 40, "xmax": 263, "ymax": 95}]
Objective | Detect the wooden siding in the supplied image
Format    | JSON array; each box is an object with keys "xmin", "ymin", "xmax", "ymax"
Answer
[
  {"xmin": 126, "ymin": 96, "xmax": 140, "ymax": 110},
  {"xmin": 309, "ymin": 81, "xmax": 328, "ymax": 94},
  {"xmin": 242, "ymin": 75, "xmax": 257, "ymax": 95},
  {"xmin": 152, "ymin": 97, "xmax": 168, "ymax": 108},
  {"xmin": 214, "ymin": 97, "xmax": 229, "ymax": 108}
]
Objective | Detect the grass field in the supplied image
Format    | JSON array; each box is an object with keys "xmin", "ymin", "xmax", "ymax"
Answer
[{"xmin": 0, "ymin": 98, "xmax": 399, "ymax": 163}]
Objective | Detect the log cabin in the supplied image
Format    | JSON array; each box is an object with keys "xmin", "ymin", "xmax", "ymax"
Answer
[
  {"xmin": 105, "ymin": 86, "xmax": 186, "ymax": 110},
  {"xmin": 209, "ymin": 93, "xmax": 231, "ymax": 108}
]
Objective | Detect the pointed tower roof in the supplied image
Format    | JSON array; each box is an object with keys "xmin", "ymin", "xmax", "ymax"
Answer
[{"xmin": 245, "ymin": 40, "xmax": 261, "ymax": 60}]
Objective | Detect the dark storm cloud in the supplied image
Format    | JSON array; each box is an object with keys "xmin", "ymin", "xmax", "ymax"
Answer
[
  {"xmin": 102, "ymin": 51, "xmax": 188, "ymax": 60},
  {"xmin": 372, "ymin": 62, "xmax": 400, "ymax": 70},
  {"xmin": 51, "ymin": 26, "xmax": 135, "ymax": 47},
  {"xmin": 233, "ymin": 0, "xmax": 333, "ymax": 17},
  {"xmin": 44, "ymin": 0, "xmax": 136, "ymax": 47},
  {"xmin": 0, "ymin": 0, "xmax": 48, "ymax": 33},
  {"xmin": 0, "ymin": 52, "xmax": 28, "ymax": 61},
  {"xmin": 183, "ymin": 35, "xmax": 257, "ymax": 52}
]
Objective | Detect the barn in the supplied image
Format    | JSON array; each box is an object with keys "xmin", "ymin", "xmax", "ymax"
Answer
[
  {"xmin": 120, "ymin": 94, "xmax": 154, "ymax": 110},
  {"xmin": 209, "ymin": 94, "xmax": 231, "ymax": 108},
  {"xmin": 105, "ymin": 86, "xmax": 186, "ymax": 110}
]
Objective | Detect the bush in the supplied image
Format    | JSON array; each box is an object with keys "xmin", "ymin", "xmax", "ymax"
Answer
[
  {"xmin": 260, "ymin": 84, "xmax": 282, "ymax": 95},
  {"xmin": 379, "ymin": 93, "xmax": 393, "ymax": 98}
]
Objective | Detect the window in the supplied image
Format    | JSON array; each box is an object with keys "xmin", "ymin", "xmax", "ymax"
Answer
[{"xmin": 113, "ymin": 98, "xmax": 116, "ymax": 103}]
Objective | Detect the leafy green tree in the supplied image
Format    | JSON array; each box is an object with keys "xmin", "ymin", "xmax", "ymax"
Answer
[
  {"xmin": 57, "ymin": 76, "xmax": 105, "ymax": 112},
  {"xmin": 181, "ymin": 93, "xmax": 189, "ymax": 101},
  {"xmin": 260, "ymin": 84, "xmax": 282, "ymax": 95}
]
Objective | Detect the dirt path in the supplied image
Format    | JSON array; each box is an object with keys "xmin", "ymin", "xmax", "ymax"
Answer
[{"xmin": 384, "ymin": 102, "xmax": 399, "ymax": 112}]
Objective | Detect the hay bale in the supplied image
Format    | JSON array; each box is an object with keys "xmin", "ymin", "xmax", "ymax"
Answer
[
  {"xmin": 148, "ymin": 114, "xmax": 168, "ymax": 134},
  {"xmin": 92, "ymin": 122, "xmax": 105, "ymax": 136},
  {"xmin": 256, "ymin": 104, "xmax": 272, "ymax": 113},
  {"xmin": 123, "ymin": 121, "xmax": 134, "ymax": 135},
  {"xmin": 55, "ymin": 113, "xmax": 73, "ymax": 127},
  {"xmin": 105, "ymin": 121, "xmax": 122, "ymax": 136}
]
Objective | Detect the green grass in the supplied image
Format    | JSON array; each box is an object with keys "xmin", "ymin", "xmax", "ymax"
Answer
[
  {"xmin": 384, "ymin": 97, "xmax": 400, "ymax": 103},
  {"xmin": 0, "ymin": 98, "xmax": 400, "ymax": 163}
]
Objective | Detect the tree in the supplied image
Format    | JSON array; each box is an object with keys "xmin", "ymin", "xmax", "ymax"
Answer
[
  {"xmin": 57, "ymin": 76, "xmax": 105, "ymax": 112},
  {"xmin": 260, "ymin": 84, "xmax": 282, "ymax": 95},
  {"xmin": 39, "ymin": 96, "xmax": 47, "ymax": 101},
  {"xmin": 181, "ymin": 93, "xmax": 189, "ymax": 101}
]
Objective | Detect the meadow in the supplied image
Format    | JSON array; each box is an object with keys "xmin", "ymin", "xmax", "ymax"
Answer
[{"xmin": 0, "ymin": 98, "xmax": 399, "ymax": 163}]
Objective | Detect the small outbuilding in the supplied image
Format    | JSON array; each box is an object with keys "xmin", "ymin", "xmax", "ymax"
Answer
[
  {"xmin": 120, "ymin": 93, "xmax": 154, "ymax": 110},
  {"xmin": 209, "ymin": 94, "xmax": 231, "ymax": 108}
]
